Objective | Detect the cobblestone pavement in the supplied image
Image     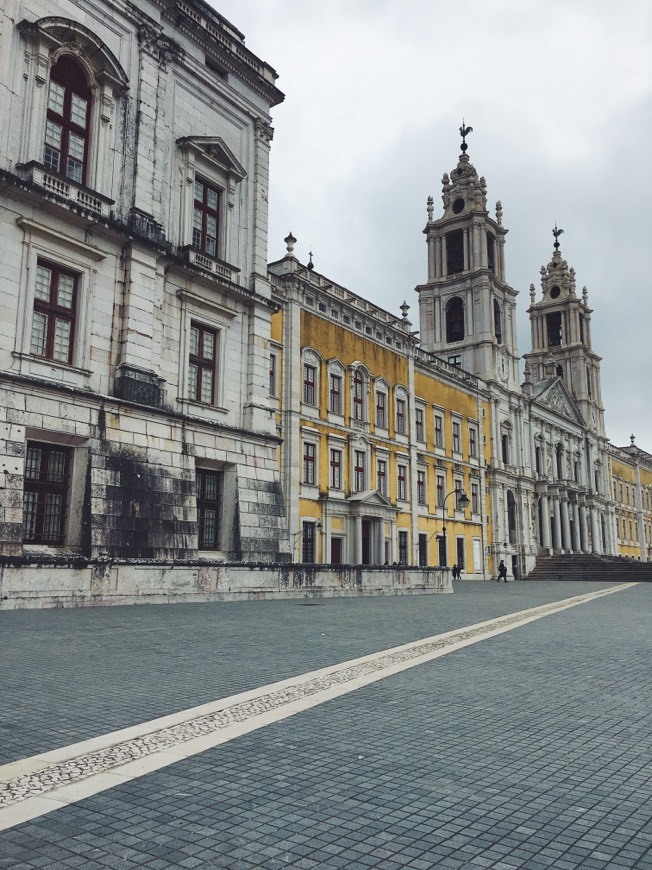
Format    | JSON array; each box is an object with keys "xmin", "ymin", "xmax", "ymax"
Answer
[{"xmin": 1, "ymin": 581, "xmax": 651, "ymax": 868}]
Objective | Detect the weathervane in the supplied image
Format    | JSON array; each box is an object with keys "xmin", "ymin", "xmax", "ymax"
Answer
[
  {"xmin": 552, "ymin": 224, "xmax": 564, "ymax": 250},
  {"xmin": 459, "ymin": 119, "xmax": 473, "ymax": 153}
]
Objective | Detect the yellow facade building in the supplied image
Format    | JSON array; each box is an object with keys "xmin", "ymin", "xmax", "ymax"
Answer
[
  {"xmin": 610, "ymin": 440, "xmax": 652, "ymax": 561},
  {"xmin": 269, "ymin": 239, "xmax": 492, "ymax": 576}
]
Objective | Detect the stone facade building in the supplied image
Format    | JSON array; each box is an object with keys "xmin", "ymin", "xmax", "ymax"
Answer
[{"xmin": 0, "ymin": 0, "xmax": 289, "ymax": 566}]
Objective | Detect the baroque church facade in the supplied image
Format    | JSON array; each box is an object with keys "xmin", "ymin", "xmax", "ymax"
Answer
[{"xmin": 0, "ymin": 0, "xmax": 649, "ymax": 603}]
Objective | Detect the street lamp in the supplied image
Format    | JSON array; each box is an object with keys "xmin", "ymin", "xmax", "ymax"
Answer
[{"xmin": 439, "ymin": 490, "xmax": 470, "ymax": 567}]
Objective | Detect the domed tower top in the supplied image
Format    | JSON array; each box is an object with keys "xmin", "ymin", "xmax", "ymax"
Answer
[{"xmin": 439, "ymin": 121, "xmax": 489, "ymax": 219}]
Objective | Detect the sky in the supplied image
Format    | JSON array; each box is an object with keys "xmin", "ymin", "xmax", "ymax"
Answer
[{"xmin": 215, "ymin": 0, "xmax": 652, "ymax": 450}]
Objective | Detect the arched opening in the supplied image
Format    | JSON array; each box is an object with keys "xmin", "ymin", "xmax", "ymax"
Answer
[
  {"xmin": 493, "ymin": 299, "xmax": 502, "ymax": 344},
  {"xmin": 446, "ymin": 296, "xmax": 465, "ymax": 343},
  {"xmin": 556, "ymin": 364, "xmax": 564, "ymax": 378},
  {"xmin": 45, "ymin": 56, "xmax": 93, "ymax": 185}
]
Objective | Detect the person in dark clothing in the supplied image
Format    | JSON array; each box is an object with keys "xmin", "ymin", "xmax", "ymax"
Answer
[
  {"xmin": 497, "ymin": 560, "xmax": 508, "ymax": 582},
  {"xmin": 451, "ymin": 564, "xmax": 459, "ymax": 581}
]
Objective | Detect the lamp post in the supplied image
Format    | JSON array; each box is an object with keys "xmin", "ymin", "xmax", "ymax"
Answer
[{"xmin": 439, "ymin": 490, "xmax": 470, "ymax": 567}]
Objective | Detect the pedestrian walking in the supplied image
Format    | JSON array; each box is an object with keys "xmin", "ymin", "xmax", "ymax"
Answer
[
  {"xmin": 497, "ymin": 560, "xmax": 508, "ymax": 582},
  {"xmin": 451, "ymin": 564, "xmax": 459, "ymax": 581}
]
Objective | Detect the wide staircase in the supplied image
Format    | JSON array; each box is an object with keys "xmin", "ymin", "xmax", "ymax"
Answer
[{"xmin": 526, "ymin": 553, "xmax": 652, "ymax": 583}]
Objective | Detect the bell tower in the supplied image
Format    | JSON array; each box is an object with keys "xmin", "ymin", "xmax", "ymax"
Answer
[
  {"xmin": 416, "ymin": 124, "xmax": 520, "ymax": 388},
  {"xmin": 523, "ymin": 229, "xmax": 605, "ymax": 434}
]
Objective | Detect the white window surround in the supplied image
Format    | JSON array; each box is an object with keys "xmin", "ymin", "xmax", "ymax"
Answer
[
  {"xmin": 17, "ymin": 19, "xmax": 128, "ymax": 204},
  {"xmin": 13, "ymin": 217, "xmax": 103, "ymax": 386},
  {"xmin": 177, "ymin": 137, "xmax": 246, "ymax": 267},
  {"xmin": 176, "ymin": 300, "xmax": 231, "ymax": 414},
  {"xmin": 394, "ymin": 386, "xmax": 409, "ymax": 441},
  {"xmin": 374, "ymin": 377, "xmax": 389, "ymax": 431},
  {"xmin": 350, "ymin": 364, "xmax": 370, "ymax": 425}
]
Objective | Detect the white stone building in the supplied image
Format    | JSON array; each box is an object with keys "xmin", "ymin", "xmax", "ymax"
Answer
[
  {"xmin": 0, "ymin": 0, "xmax": 289, "ymax": 563},
  {"xmin": 416, "ymin": 136, "xmax": 615, "ymax": 576}
]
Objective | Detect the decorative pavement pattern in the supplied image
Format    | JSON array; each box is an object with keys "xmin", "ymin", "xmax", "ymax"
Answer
[{"xmin": 0, "ymin": 584, "xmax": 635, "ymax": 828}]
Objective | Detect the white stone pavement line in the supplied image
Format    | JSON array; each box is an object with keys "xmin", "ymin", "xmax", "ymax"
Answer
[{"xmin": 0, "ymin": 583, "xmax": 638, "ymax": 832}]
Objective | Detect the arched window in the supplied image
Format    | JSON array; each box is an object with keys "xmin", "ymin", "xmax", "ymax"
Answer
[
  {"xmin": 446, "ymin": 296, "xmax": 465, "ymax": 343},
  {"xmin": 556, "ymin": 364, "xmax": 564, "ymax": 378},
  {"xmin": 493, "ymin": 299, "xmax": 502, "ymax": 344},
  {"xmin": 44, "ymin": 57, "xmax": 92, "ymax": 185}
]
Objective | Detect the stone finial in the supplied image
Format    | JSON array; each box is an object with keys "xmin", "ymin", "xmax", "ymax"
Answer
[
  {"xmin": 427, "ymin": 195, "xmax": 434, "ymax": 221},
  {"xmin": 529, "ymin": 283, "xmax": 536, "ymax": 304},
  {"xmin": 400, "ymin": 301, "xmax": 410, "ymax": 320},
  {"xmin": 582, "ymin": 285, "xmax": 588, "ymax": 304},
  {"xmin": 284, "ymin": 232, "xmax": 297, "ymax": 256},
  {"xmin": 307, "ymin": 250, "xmax": 314, "ymax": 271},
  {"xmin": 630, "ymin": 434, "xmax": 636, "ymax": 446},
  {"xmin": 496, "ymin": 201, "xmax": 503, "ymax": 226},
  {"xmin": 569, "ymin": 267, "xmax": 576, "ymax": 296}
]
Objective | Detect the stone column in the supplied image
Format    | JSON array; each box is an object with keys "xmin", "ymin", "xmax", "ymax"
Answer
[
  {"xmin": 552, "ymin": 496, "xmax": 562, "ymax": 552},
  {"xmin": 560, "ymin": 498, "xmax": 571, "ymax": 553},
  {"xmin": 572, "ymin": 501, "xmax": 581, "ymax": 552},
  {"xmin": 354, "ymin": 515, "xmax": 363, "ymax": 564},
  {"xmin": 590, "ymin": 506, "xmax": 601, "ymax": 554},
  {"xmin": 579, "ymin": 503, "xmax": 589, "ymax": 553},
  {"xmin": 540, "ymin": 494, "xmax": 552, "ymax": 549}
]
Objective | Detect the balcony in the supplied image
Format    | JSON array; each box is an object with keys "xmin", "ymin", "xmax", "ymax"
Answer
[
  {"xmin": 17, "ymin": 162, "xmax": 113, "ymax": 218},
  {"xmin": 179, "ymin": 245, "xmax": 240, "ymax": 283}
]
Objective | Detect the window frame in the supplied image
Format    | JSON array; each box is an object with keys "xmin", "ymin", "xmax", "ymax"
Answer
[
  {"xmin": 375, "ymin": 390, "xmax": 387, "ymax": 429},
  {"xmin": 397, "ymin": 463, "xmax": 408, "ymax": 502},
  {"xmin": 330, "ymin": 448, "xmax": 342, "ymax": 490},
  {"xmin": 30, "ymin": 259, "xmax": 79, "ymax": 365},
  {"xmin": 395, "ymin": 397, "xmax": 407, "ymax": 435},
  {"xmin": 469, "ymin": 426, "xmax": 478, "ymax": 459},
  {"xmin": 44, "ymin": 56, "xmax": 92, "ymax": 186},
  {"xmin": 196, "ymin": 467, "xmax": 222, "ymax": 550},
  {"xmin": 352, "ymin": 369, "xmax": 365, "ymax": 422},
  {"xmin": 452, "ymin": 419, "xmax": 462, "ymax": 454},
  {"xmin": 303, "ymin": 441, "xmax": 317, "ymax": 486},
  {"xmin": 354, "ymin": 450, "xmax": 366, "ymax": 492},
  {"xmin": 435, "ymin": 413, "xmax": 444, "ymax": 449},
  {"xmin": 377, "ymin": 458, "xmax": 387, "ymax": 496},
  {"xmin": 188, "ymin": 321, "xmax": 219, "ymax": 405},
  {"xmin": 417, "ymin": 469, "xmax": 426, "ymax": 505},
  {"xmin": 23, "ymin": 441, "xmax": 72, "ymax": 545},
  {"xmin": 329, "ymin": 373, "xmax": 342, "ymax": 415},
  {"xmin": 415, "ymin": 407, "xmax": 425, "ymax": 443},
  {"xmin": 303, "ymin": 363, "xmax": 317, "ymax": 406}
]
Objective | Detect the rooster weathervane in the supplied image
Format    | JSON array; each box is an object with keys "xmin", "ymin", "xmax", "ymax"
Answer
[{"xmin": 459, "ymin": 120, "xmax": 473, "ymax": 153}]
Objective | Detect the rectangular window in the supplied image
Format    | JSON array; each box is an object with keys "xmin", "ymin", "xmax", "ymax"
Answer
[
  {"xmin": 396, "ymin": 399, "xmax": 406, "ymax": 435},
  {"xmin": 375, "ymin": 391, "xmax": 386, "ymax": 428},
  {"xmin": 302, "ymin": 521, "xmax": 316, "ymax": 563},
  {"xmin": 397, "ymin": 464, "xmax": 407, "ymax": 501},
  {"xmin": 454, "ymin": 479, "xmax": 463, "ymax": 505},
  {"xmin": 469, "ymin": 426, "xmax": 477, "ymax": 458},
  {"xmin": 354, "ymin": 450, "xmax": 366, "ymax": 492},
  {"xmin": 353, "ymin": 371, "xmax": 364, "ymax": 421},
  {"xmin": 446, "ymin": 229, "xmax": 464, "ymax": 275},
  {"xmin": 447, "ymin": 354, "xmax": 462, "ymax": 368},
  {"xmin": 415, "ymin": 407, "xmax": 425, "ymax": 442},
  {"xmin": 377, "ymin": 459, "xmax": 387, "ymax": 496},
  {"xmin": 456, "ymin": 537, "xmax": 465, "ymax": 570},
  {"xmin": 418, "ymin": 533, "xmax": 428, "ymax": 567},
  {"xmin": 398, "ymin": 530, "xmax": 408, "ymax": 565},
  {"xmin": 435, "ymin": 414, "xmax": 444, "ymax": 448},
  {"xmin": 452, "ymin": 420, "xmax": 461, "ymax": 453},
  {"xmin": 303, "ymin": 364, "xmax": 316, "ymax": 406},
  {"xmin": 31, "ymin": 261, "xmax": 78, "ymax": 364},
  {"xmin": 330, "ymin": 448, "xmax": 342, "ymax": 489},
  {"xmin": 471, "ymin": 482, "xmax": 480, "ymax": 514},
  {"xmin": 269, "ymin": 353, "xmax": 277, "ymax": 397},
  {"xmin": 196, "ymin": 468, "xmax": 222, "ymax": 549},
  {"xmin": 417, "ymin": 469, "xmax": 426, "ymax": 505},
  {"xmin": 193, "ymin": 178, "xmax": 221, "ymax": 258},
  {"xmin": 23, "ymin": 442, "xmax": 71, "ymax": 544},
  {"xmin": 329, "ymin": 374, "xmax": 342, "ymax": 414},
  {"xmin": 436, "ymin": 474, "xmax": 445, "ymax": 508},
  {"xmin": 189, "ymin": 322, "xmax": 218, "ymax": 404},
  {"xmin": 303, "ymin": 442, "xmax": 316, "ymax": 485}
]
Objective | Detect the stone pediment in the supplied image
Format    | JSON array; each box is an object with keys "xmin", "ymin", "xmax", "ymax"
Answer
[
  {"xmin": 533, "ymin": 379, "xmax": 583, "ymax": 425},
  {"xmin": 176, "ymin": 136, "xmax": 246, "ymax": 181},
  {"xmin": 347, "ymin": 489, "xmax": 397, "ymax": 511}
]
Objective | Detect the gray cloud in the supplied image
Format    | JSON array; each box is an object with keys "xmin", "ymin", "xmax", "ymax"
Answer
[{"xmin": 216, "ymin": 0, "xmax": 652, "ymax": 449}]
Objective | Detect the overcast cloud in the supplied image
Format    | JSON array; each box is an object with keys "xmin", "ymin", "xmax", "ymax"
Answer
[{"xmin": 215, "ymin": 0, "xmax": 652, "ymax": 450}]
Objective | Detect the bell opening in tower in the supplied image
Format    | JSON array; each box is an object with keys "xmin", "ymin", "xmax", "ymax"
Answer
[
  {"xmin": 446, "ymin": 230, "xmax": 464, "ymax": 275},
  {"xmin": 446, "ymin": 296, "xmax": 465, "ymax": 343},
  {"xmin": 546, "ymin": 312, "xmax": 562, "ymax": 347}
]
